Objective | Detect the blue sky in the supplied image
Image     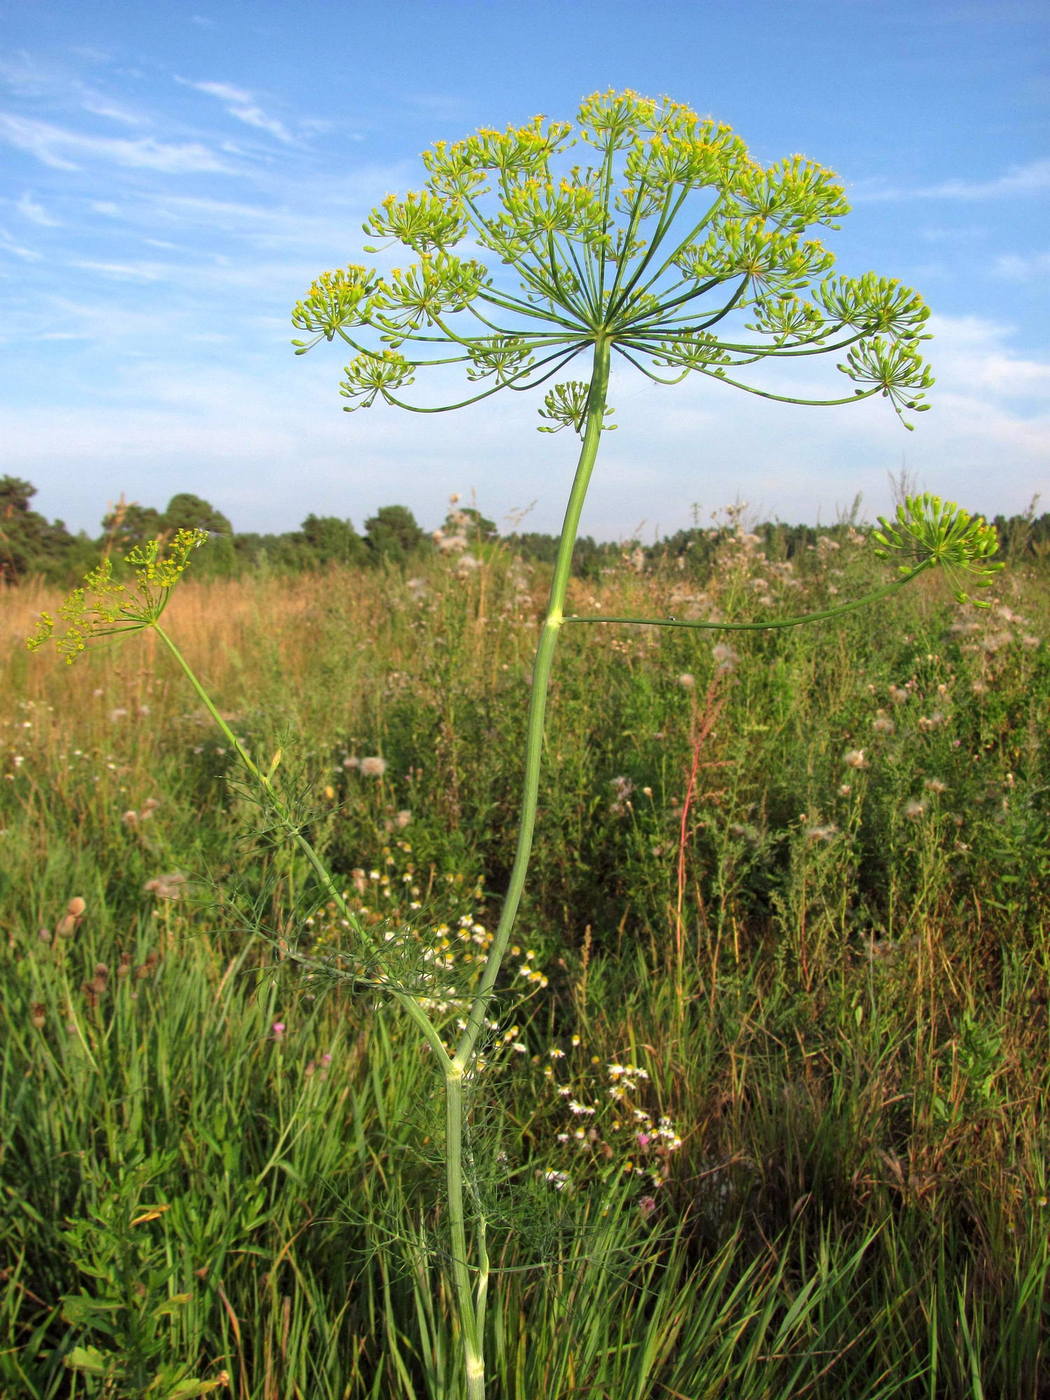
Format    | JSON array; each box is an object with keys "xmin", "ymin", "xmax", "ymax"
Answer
[{"xmin": 2, "ymin": 0, "xmax": 1047, "ymax": 541}]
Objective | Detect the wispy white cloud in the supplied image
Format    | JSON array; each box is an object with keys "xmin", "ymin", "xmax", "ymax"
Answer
[
  {"xmin": 58, "ymin": 173, "xmax": 410, "ymax": 269},
  {"xmin": 68, "ymin": 46, "xmax": 114, "ymax": 66},
  {"xmin": 177, "ymin": 78, "xmax": 294, "ymax": 143},
  {"xmin": 70, "ymin": 259, "xmax": 168, "ymax": 282},
  {"xmin": 0, "ymin": 226, "xmax": 42, "ymax": 261},
  {"xmin": 853, "ymin": 157, "xmax": 1050, "ymax": 203},
  {"xmin": 156, "ymin": 193, "xmax": 284, "ymax": 224},
  {"xmin": 0, "ymin": 293, "xmax": 197, "ymax": 349},
  {"xmin": 299, "ymin": 116, "xmax": 341, "ymax": 138},
  {"xmin": 2, "ymin": 54, "xmax": 148, "ymax": 128},
  {"xmin": 923, "ymin": 159, "xmax": 1050, "ymax": 199},
  {"xmin": 78, "ymin": 92, "xmax": 146, "ymax": 127},
  {"xmin": 0, "ymin": 113, "xmax": 234, "ymax": 173},
  {"xmin": 993, "ymin": 251, "xmax": 1050, "ymax": 281},
  {"xmin": 401, "ymin": 91, "xmax": 474, "ymax": 122},
  {"xmin": 925, "ymin": 313, "xmax": 1050, "ymax": 398},
  {"xmin": 0, "ymin": 52, "xmax": 54, "ymax": 98},
  {"xmin": 16, "ymin": 191, "xmax": 60, "ymax": 226}
]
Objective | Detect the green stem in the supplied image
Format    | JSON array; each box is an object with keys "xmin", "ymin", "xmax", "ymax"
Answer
[
  {"xmin": 151, "ymin": 623, "xmax": 450, "ymax": 1063},
  {"xmin": 453, "ymin": 334, "xmax": 612, "ymax": 1070},
  {"xmin": 439, "ymin": 335, "xmax": 611, "ymax": 1400},
  {"xmin": 445, "ymin": 1067, "xmax": 486, "ymax": 1400},
  {"xmin": 153, "ymin": 621, "xmax": 350, "ymax": 908},
  {"xmin": 562, "ymin": 564, "xmax": 931, "ymax": 632}
]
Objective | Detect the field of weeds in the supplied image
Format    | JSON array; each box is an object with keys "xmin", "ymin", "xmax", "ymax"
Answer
[{"xmin": 2, "ymin": 523, "xmax": 1048, "ymax": 1398}]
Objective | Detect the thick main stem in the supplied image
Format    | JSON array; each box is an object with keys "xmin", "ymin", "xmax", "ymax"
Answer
[
  {"xmin": 445, "ymin": 337, "xmax": 611, "ymax": 1400},
  {"xmin": 453, "ymin": 335, "xmax": 612, "ymax": 1070},
  {"xmin": 445, "ymin": 1067, "xmax": 485, "ymax": 1398}
]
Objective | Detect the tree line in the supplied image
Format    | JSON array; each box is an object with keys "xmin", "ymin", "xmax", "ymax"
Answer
[{"xmin": 1, "ymin": 474, "xmax": 1046, "ymax": 587}]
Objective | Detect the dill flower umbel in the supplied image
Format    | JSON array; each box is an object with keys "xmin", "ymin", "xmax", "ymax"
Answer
[
  {"xmin": 873, "ymin": 495, "xmax": 1003, "ymax": 606},
  {"xmin": 26, "ymin": 530, "xmax": 208, "ymax": 663}
]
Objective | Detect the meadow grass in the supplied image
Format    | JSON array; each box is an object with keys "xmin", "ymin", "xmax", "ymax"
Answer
[{"xmin": 2, "ymin": 527, "xmax": 1048, "ymax": 1398}]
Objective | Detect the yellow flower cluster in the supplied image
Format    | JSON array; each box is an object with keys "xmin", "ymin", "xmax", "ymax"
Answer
[{"xmin": 26, "ymin": 530, "xmax": 207, "ymax": 663}]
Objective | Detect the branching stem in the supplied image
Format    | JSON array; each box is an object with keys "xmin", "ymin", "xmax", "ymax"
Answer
[
  {"xmin": 151, "ymin": 623, "xmax": 451, "ymax": 1065},
  {"xmin": 563, "ymin": 564, "xmax": 931, "ymax": 632}
]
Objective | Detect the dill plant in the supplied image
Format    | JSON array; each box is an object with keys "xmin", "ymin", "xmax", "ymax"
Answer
[
  {"xmin": 289, "ymin": 90, "xmax": 1003, "ymax": 1396},
  {"xmin": 29, "ymin": 91, "xmax": 1006, "ymax": 1400}
]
